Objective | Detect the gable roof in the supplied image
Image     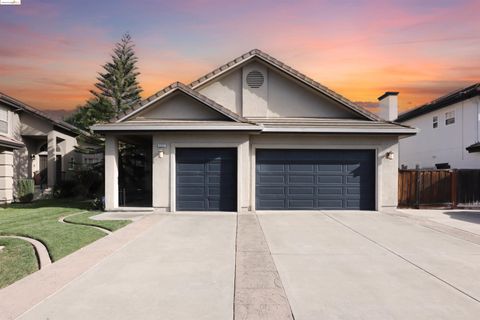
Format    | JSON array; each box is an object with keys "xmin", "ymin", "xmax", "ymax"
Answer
[
  {"xmin": 188, "ymin": 49, "xmax": 381, "ymax": 121},
  {"xmin": 0, "ymin": 92, "xmax": 81, "ymax": 136},
  {"xmin": 116, "ymin": 82, "xmax": 250, "ymax": 123},
  {"xmin": 396, "ymin": 83, "xmax": 480, "ymax": 122}
]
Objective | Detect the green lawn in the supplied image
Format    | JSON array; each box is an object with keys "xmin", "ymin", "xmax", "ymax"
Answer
[
  {"xmin": 0, "ymin": 238, "xmax": 38, "ymax": 289},
  {"xmin": 0, "ymin": 199, "xmax": 131, "ymax": 288}
]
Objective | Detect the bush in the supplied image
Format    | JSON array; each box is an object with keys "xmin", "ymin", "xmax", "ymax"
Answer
[
  {"xmin": 53, "ymin": 180, "xmax": 77, "ymax": 198},
  {"xmin": 53, "ymin": 166, "xmax": 103, "ymax": 200},
  {"xmin": 16, "ymin": 179, "xmax": 34, "ymax": 203}
]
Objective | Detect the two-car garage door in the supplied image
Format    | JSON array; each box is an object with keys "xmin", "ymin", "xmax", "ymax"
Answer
[
  {"xmin": 256, "ymin": 149, "xmax": 375, "ymax": 210},
  {"xmin": 176, "ymin": 148, "xmax": 375, "ymax": 211}
]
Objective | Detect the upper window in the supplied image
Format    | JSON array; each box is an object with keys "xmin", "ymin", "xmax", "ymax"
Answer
[
  {"xmin": 445, "ymin": 111, "xmax": 455, "ymax": 125},
  {"xmin": 433, "ymin": 116, "xmax": 438, "ymax": 128},
  {"xmin": 0, "ymin": 106, "xmax": 8, "ymax": 134}
]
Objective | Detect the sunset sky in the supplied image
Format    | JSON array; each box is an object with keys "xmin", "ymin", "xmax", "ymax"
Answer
[{"xmin": 0, "ymin": 0, "xmax": 479, "ymax": 114}]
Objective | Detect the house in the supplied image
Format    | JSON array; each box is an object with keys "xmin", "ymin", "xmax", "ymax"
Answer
[
  {"xmin": 92, "ymin": 49, "xmax": 416, "ymax": 212},
  {"xmin": 0, "ymin": 92, "xmax": 82, "ymax": 203},
  {"xmin": 396, "ymin": 83, "xmax": 480, "ymax": 169}
]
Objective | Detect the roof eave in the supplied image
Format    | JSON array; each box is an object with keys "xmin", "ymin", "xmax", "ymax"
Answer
[
  {"xmin": 261, "ymin": 127, "xmax": 418, "ymax": 135},
  {"xmin": 91, "ymin": 124, "xmax": 263, "ymax": 132}
]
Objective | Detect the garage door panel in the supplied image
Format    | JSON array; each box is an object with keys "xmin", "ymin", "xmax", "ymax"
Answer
[
  {"xmin": 258, "ymin": 175, "xmax": 286, "ymax": 184},
  {"xmin": 289, "ymin": 199, "xmax": 315, "ymax": 208},
  {"xmin": 317, "ymin": 163, "xmax": 343, "ymax": 172},
  {"xmin": 289, "ymin": 175, "xmax": 315, "ymax": 184},
  {"xmin": 176, "ymin": 148, "xmax": 237, "ymax": 211},
  {"xmin": 177, "ymin": 186, "xmax": 204, "ymax": 196},
  {"xmin": 256, "ymin": 149, "xmax": 375, "ymax": 210},
  {"xmin": 317, "ymin": 199, "xmax": 344, "ymax": 209},
  {"xmin": 258, "ymin": 199, "xmax": 285, "ymax": 209},
  {"xmin": 257, "ymin": 186, "xmax": 285, "ymax": 196},
  {"xmin": 318, "ymin": 187, "xmax": 343, "ymax": 195},
  {"xmin": 257, "ymin": 163, "xmax": 285, "ymax": 172},
  {"xmin": 177, "ymin": 175, "xmax": 205, "ymax": 184},
  {"xmin": 288, "ymin": 164, "xmax": 315, "ymax": 172},
  {"xmin": 289, "ymin": 187, "xmax": 315, "ymax": 195},
  {"xmin": 176, "ymin": 162, "xmax": 204, "ymax": 172},
  {"xmin": 317, "ymin": 175, "xmax": 343, "ymax": 184}
]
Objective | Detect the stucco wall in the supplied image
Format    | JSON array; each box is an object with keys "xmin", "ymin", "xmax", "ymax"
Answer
[
  {"xmin": 135, "ymin": 92, "xmax": 228, "ymax": 121},
  {"xmin": 127, "ymin": 133, "xmax": 399, "ymax": 212},
  {"xmin": 195, "ymin": 60, "xmax": 360, "ymax": 120},
  {"xmin": 198, "ymin": 70, "xmax": 242, "ymax": 115},
  {"xmin": 399, "ymin": 96, "xmax": 480, "ymax": 169}
]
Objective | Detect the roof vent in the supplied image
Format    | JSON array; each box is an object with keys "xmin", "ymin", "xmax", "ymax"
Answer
[{"xmin": 246, "ymin": 70, "xmax": 264, "ymax": 88}]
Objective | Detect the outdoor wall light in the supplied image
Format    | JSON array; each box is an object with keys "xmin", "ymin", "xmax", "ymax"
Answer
[
  {"xmin": 157, "ymin": 144, "xmax": 167, "ymax": 158},
  {"xmin": 386, "ymin": 151, "xmax": 395, "ymax": 160}
]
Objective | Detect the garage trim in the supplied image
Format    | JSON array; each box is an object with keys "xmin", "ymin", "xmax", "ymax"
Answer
[
  {"xmin": 251, "ymin": 144, "xmax": 379, "ymax": 211},
  {"xmin": 170, "ymin": 141, "xmax": 246, "ymax": 212}
]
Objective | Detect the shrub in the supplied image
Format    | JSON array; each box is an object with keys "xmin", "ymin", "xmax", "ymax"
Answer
[
  {"xmin": 53, "ymin": 180, "xmax": 77, "ymax": 198},
  {"xmin": 16, "ymin": 179, "xmax": 34, "ymax": 203}
]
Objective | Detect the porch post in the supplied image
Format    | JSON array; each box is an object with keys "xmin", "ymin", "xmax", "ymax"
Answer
[
  {"xmin": 47, "ymin": 131, "xmax": 57, "ymax": 187},
  {"xmin": 105, "ymin": 135, "xmax": 119, "ymax": 210}
]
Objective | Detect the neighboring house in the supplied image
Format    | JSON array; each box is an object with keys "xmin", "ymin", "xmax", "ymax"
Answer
[
  {"xmin": 92, "ymin": 49, "xmax": 416, "ymax": 212},
  {"xmin": 397, "ymin": 83, "xmax": 480, "ymax": 169},
  {"xmin": 0, "ymin": 92, "xmax": 82, "ymax": 203}
]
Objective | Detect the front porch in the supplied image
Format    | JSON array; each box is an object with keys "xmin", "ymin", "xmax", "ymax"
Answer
[{"xmin": 15, "ymin": 131, "xmax": 74, "ymax": 189}]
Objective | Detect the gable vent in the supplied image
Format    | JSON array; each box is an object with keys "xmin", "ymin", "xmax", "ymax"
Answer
[{"xmin": 246, "ymin": 70, "xmax": 264, "ymax": 88}]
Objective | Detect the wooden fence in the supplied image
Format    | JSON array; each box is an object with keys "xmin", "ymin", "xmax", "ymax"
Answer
[{"xmin": 398, "ymin": 169, "xmax": 480, "ymax": 209}]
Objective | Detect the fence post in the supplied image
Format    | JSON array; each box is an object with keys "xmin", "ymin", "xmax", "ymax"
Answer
[
  {"xmin": 451, "ymin": 170, "xmax": 458, "ymax": 209},
  {"xmin": 415, "ymin": 170, "xmax": 421, "ymax": 209}
]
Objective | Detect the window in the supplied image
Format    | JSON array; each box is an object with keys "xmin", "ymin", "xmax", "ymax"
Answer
[
  {"xmin": 0, "ymin": 106, "xmax": 8, "ymax": 133},
  {"xmin": 445, "ymin": 111, "xmax": 455, "ymax": 125},
  {"xmin": 433, "ymin": 116, "xmax": 438, "ymax": 128}
]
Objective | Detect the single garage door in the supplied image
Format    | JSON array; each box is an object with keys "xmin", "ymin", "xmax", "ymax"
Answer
[
  {"xmin": 176, "ymin": 148, "xmax": 237, "ymax": 211},
  {"xmin": 256, "ymin": 149, "xmax": 375, "ymax": 210}
]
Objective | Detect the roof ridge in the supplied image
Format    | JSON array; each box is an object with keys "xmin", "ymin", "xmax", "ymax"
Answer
[
  {"xmin": 116, "ymin": 81, "xmax": 250, "ymax": 123},
  {"xmin": 0, "ymin": 92, "xmax": 81, "ymax": 135},
  {"xmin": 187, "ymin": 49, "xmax": 380, "ymax": 121},
  {"xmin": 397, "ymin": 82, "xmax": 480, "ymax": 122}
]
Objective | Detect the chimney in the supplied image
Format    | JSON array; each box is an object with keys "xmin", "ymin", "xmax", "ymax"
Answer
[{"xmin": 378, "ymin": 91, "xmax": 399, "ymax": 121}]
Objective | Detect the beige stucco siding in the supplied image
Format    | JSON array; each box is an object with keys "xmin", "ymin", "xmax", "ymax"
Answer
[
  {"xmin": 135, "ymin": 93, "xmax": 229, "ymax": 121},
  {"xmin": 198, "ymin": 70, "xmax": 243, "ymax": 115},
  {"xmin": 194, "ymin": 60, "xmax": 361, "ymax": 120}
]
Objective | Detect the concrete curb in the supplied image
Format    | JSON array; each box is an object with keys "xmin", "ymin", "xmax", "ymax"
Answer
[
  {"xmin": 59, "ymin": 211, "xmax": 112, "ymax": 235},
  {"xmin": 0, "ymin": 235, "xmax": 52, "ymax": 269}
]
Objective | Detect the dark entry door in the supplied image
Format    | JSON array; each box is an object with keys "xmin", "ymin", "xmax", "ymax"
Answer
[
  {"xmin": 176, "ymin": 148, "xmax": 237, "ymax": 211},
  {"xmin": 256, "ymin": 149, "xmax": 375, "ymax": 210}
]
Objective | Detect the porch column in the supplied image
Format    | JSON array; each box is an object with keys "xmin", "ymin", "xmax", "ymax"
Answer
[
  {"xmin": 47, "ymin": 131, "xmax": 56, "ymax": 187},
  {"xmin": 105, "ymin": 135, "xmax": 119, "ymax": 210}
]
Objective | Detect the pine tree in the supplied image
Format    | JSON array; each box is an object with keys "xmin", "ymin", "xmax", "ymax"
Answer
[{"xmin": 91, "ymin": 33, "xmax": 142, "ymax": 113}]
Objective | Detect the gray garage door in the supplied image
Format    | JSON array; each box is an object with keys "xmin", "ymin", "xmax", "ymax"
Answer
[
  {"xmin": 256, "ymin": 149, "xmax": 375, "ymax": 210},
  {"xmin": 176, "ymin": 148, "xmax": 237, "ymax": 211}
]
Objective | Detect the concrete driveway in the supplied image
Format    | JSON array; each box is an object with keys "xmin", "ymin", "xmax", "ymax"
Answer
[
  {"xmin": 10, "ymin": 210, "xmax": 480, "ymax": 320},
  {"xmin": 258, "ymin": 211, "xmax": 480, "ymax": 319},
  {"xmin": 18, "ymin": 214, "xmax": 237, "ymax": 320}
]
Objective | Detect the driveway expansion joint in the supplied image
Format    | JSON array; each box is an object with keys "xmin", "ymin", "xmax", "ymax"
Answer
[{"xmin": 325, "ymin": 213, "xmax": 480, "ymax": 304}]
